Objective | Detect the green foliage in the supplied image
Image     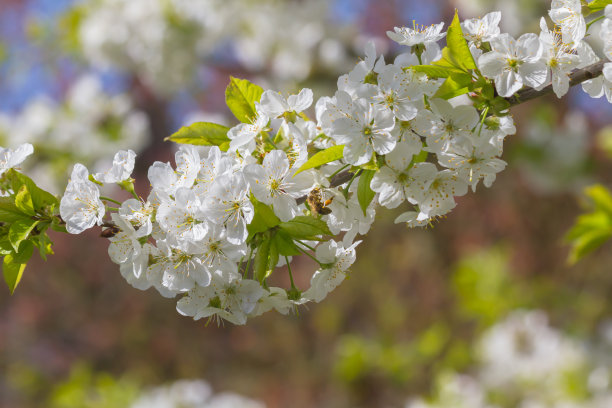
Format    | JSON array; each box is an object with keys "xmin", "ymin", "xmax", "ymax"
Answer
[
  {"xmin": 3, "ymin": 241, "xmax": 34, "ymax": 295},
  {"xmin": 5, "ymin": 169, "xmax": 58, "ymax": 212},
  {"xmin": 49, "ymin": 364, "xmax": 139, "ymax": 408},
  {"xmin": 293, "ymin": 144, "xmax": 344, "ymax": 176},
  {"xmin": 278, "ymin": 216, "xmax": 331, "ymax": 239},
  {"xmin": 254, "ymin": 233, "xmax": 274, "ymax": 283},
  {"xmin": 272, "ymin": 231, "xmax": 302, "ymax": 256},
  {"xmin": 452, "ymin": 246, "xmax": 521, "ymax": 326},
  {"xmin": 588, "ymin": 0, "xmax": 612, "ymax": 12},
  {"xmin": 434, "ymin": 72, "xmax": 472, "ymax": 100},
  {"xmin": 444, "ymin": 10, "xmax": 477, "ymax": 71},
  {"xmin": 247, "ymin": 204, "xmax": 330, "ymax": 283},
  {"xmin": 247, "ymin": 201, "xmax": 281, "ymax": 240},
  {"xmin": 357, "ymin": 170, "xmax": 376, "ymax": 216},
  {"xmin": 0, "ymin": 170, "xmax": 60, "ymax": 293},
  {"xmin": 165, "ymin": 122, "xmax": 230, "ymax": 150},
  {"xmin": 428, "ymin": 11, "xmax": 477, "ymax": 100},
  {"xmin": 565, "ymin": 185, "xmax": 612, "ymax": 264},
  {"xmin": 225, "ymin": 76, "xmax": 264, "ymax": 123}
]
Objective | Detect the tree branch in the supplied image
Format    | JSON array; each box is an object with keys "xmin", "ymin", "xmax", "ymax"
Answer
[
  {"xmin": 297, "ymin": 60, "xmax": 608, "ymax": 203},
  {"xmin": 507, "ymin": 60, "xmax": 606, "ymax": 106}
]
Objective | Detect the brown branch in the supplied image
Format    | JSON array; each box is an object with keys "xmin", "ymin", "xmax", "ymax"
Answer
[
  {"xmin": 296, "ymin": 60, "xmax": 608, "ymax": 203},
  {"xmin": 507, "ymin": 60, "xmax": 607, "ymax": 106}
]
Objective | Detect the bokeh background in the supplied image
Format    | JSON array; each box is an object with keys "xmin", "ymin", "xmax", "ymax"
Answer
[{"xmin": 2, "ymin": 0, "xmax": 612, "ymax": 407}]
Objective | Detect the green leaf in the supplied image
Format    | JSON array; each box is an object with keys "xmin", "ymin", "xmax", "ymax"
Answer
[
  {"xmin": 8, "ymin": 219, "xmax": 39, "ymax": 252},
  {"xmin": 272, "ymin": 231, "xmax": 302, "ymax": 256},
  {"xmin": 567, "ymin": 227, "xmax": 612, "ymax": 265},
  {"xmin": 446, "ymin": 10, "xmax": 477, "ymax": 71},
  {"xmin": 411, "ymin": 65, "xmax": 458, "ymax": 78},
  {"xmin": 34, "ymin": 231, "xmax": 54, "ymax": 261},
  {"xmin": 293, "ymin": 145, "xmax": 344, "ymax": 176},
  {"xmin": 0, "ymin": 197, "xmax": 31, "ymax": 223},
  {"xmin": 247, "ymin": 201, "xmax": 281, "ymax": 240},
  {"xmin": 267, "ymin": 240, "xmax": 279, "ymax": 280},
  {"xmin": 3, "ymin": 240, "xmax": 34, "ymax": 294},
  {"xmin": 279, "ymin": 216, "xmax": 332, "ymax": 239},
  {"xmin": 588, "ymin": 0, "xmax": 612, "ymax": 12},
  {"xmin": 5, "ymin": 169, "xmax": 58, "ymax": 213},
  {"xmin": 254, "ymin": 235, "xmax": 272, "ymax": 283},
  {"xmin": 585, "ymin": 184, "xmax": 612, "ymax": 215},
  {"xmin": 565, "ymin": 212, "xmax": 611, "ymax": 241},
  {"xmin": 164, "ymin": 122, "xmax": 230, "ymax": 150},
  {"xmin": 434, "ymin": 72, "xmax": 472, "ymax": 100},
  {"xmin": 225, "ymin": 77, "xmax": 264, "ymax": 123},
  {"xmin": 357, "ymin": 170, "xmax": 376, "ymax": 216},
  {"xmin": 15, "ymin": 185, "xmax": 35, "ymax": 216},
  {"xmin": 0, "ymin": 239, "xmax": 13, "ymax": 255}
]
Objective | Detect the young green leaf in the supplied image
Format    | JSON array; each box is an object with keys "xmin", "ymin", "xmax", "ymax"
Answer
[
  {"xmin": 165, "ymin": 122, "xmax": 230, "ymax": 150},
  {"xmin": 15, "ymin": 185, "xmax": 35, "ymax": 216},
  {"xmin": 254, "ymin": 235, "xmax": 273, "ymax": 283},
  {"xmin": 247, "ymin": 201, "xmax": 281, "ymax": 240},
  {"xmin": 279, "ymin": 216, "xmax": 332, "ymax": 239},
  {"xmin": 434, "ymin": 72, "xmax": 472, "ymax": 100},
  {"xmin": 357, "ymin": 170, "xmax": 376, "ymax": 216},
  {"xmin": 588, "ymin": 0, "xmax": 612, "ymax": 12},
  {"xmin": 34, "ymin": 231, "xmax": 54, "ymax": 261},
  {"xmin": 0, "ymin": 197, "xmax": 31, "ymax": 223},
  {"xmin": 8, "ymin": 219, "xmax": 39, "ymax": 252},
  {"xmin": 293, "ymin": 145, "xmax": 344, "ymax": 176},
  {"xmin": 585, "ymin": 184, "xmax": 612, "ymax": 216},
  {"xmin": 5, "ymin": 169, "xmax": 58, "ymax": 212},
  {"xmin": 411, "ymin": 65, "xmax": 457, "ymax": 78},
  {"xmin": 446, "ymin": 10, "xmax": 477, "ymax": 71},
  {"xmin": 272, "ymin": 231, "xmax": 302, "ymax": 256},
  {"xmin": 3, "ymin": 240, "xmax": 34, "ymax": 294},
  {"xmin": 225, "ymin": 77, "xmax": 264, "ymax": 123}
]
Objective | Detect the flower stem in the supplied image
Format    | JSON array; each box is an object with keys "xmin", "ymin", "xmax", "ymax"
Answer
[
  {"xmin": 100, "ymin": 196, "xmax": 122, "ymax": 206},
  {"xmin": 285, "ymin": 256, "xmax": 297, "ymax": 290},
  {"xmin": 329, "ymin": 164, "xmax": 350, "ymax": 180},
  {"xmin": 243, "ymin": 247, "xmax": 254, "ymax": 279}
]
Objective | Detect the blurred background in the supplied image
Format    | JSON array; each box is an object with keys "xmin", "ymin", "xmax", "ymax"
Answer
[{"xmin": 2, "ymin": 0, "xmax": 612, "ymax": 407}]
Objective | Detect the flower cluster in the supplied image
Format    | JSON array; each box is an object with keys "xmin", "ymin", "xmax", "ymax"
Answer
[
  {"xmin": 0, "ymin": 75, "xmax": 149, "ymax": 193},
  {"xmin": 76, "ymin": 0, "xmax": 349, "ymax": 94},
  {"xmin": 53, "ymin": 2, "xmax": 612, "ymax": 325},
  {"xmin": 131, "ymin": 379, "xmax": 265, "ymax": 408},
  {"xmin": 405, "ymin": 310, "xmax": 612, "ymax": 408}
]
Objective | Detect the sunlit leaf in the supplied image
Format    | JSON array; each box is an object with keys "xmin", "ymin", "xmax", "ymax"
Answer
[
  {"xmin": 293, "ymin": 145, "xmax": 344, "ymax": 176},
  {"xmin": 225, "ymin": 77, "xmax": 264, "ymax": 123},
  {"xmin": 165, "ymin": 122, "xmax": 230, "ymax": 150},
  {"xmin": 357, "ymin": 170, "xmax": 376, "ymax": 216}
]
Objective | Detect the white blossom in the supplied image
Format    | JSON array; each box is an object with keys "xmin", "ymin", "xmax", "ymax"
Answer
[{"xmin": 60, "ymin": 164, "xmax": 105, "ymax": 234}]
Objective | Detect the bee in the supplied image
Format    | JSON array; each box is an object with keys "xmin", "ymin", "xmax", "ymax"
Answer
[
  {"xmin": 100, "ymin": 225, "xmax": 121, "ymax": 238},
  {"xmin": 307, "ymin": 187, "xmax": 334, "ymax": 216}
]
